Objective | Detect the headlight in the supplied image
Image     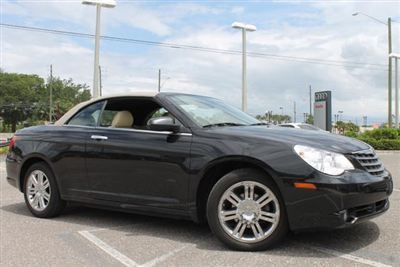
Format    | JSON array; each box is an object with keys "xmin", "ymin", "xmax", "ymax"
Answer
[{"xmin": 294, "ymin": 145, "xmax": 354, "ymax": 175}]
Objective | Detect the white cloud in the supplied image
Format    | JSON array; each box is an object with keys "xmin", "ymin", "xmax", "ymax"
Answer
[
  {"xmin": 231, "ymin": 6, "xmax": 245, "ymax": 15},
  {"xmin": 1, "ymin": 1, "xmax": 399, "ymax": 124}
]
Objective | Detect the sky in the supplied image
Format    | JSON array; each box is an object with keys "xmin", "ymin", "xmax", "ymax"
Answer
[{"xmin": 1, "ymin": 0, "xmax": 400, "ymax": 124}]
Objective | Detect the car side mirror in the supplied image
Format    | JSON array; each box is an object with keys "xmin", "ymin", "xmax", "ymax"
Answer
[{"xmin": 148, "ymin": 116, "xmax": 180, "ymax": 133}]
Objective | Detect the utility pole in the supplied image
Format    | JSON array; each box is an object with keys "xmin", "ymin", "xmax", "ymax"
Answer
[
  {"xmin": 352, "ymin": 13, "xmax": 393, "ymax": 128},
  {"xmin": 388, "ymin": 17, "xmax": 393, "ymax": 128},
  {"xmin": 99, "ymin": 65, "xmax": 102, "ymax": 96},
  {"xmin": 293, "ymin": 101, "xmax": 296, "ymax": 123},
  {"xmin": 49, "ymin": 64, "xmax": 53, "ymax": 123},
  {"xmin": 158, "ymin": 69, "xmax": 161, "ymax": 92},
  {"xmin": 309, "ymin": 85, "xmax": 312, "ymax": 117}
]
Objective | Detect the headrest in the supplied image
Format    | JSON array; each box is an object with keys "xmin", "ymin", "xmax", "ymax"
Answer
[{"xmin": 111, "ymin": 111, "xmax": 133, "ymax": 128}]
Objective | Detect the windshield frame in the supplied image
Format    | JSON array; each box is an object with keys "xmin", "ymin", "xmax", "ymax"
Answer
[{"xmin": 165, "ymin": 94, "xmax": 261, "ymax": 128}]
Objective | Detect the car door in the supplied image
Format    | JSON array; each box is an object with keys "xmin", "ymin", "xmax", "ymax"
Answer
[
  {"xmin": 56, "ymin": 100, "xmax": 106, "ymax": 200},
  {"xmin": 85, "ymin": 98, "xmax": 192, "ymax": 210}
]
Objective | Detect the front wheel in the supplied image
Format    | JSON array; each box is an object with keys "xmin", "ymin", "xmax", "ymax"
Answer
[{"xmin": 207, "ymin": 168, "xmax": 288, "ymax": 251}]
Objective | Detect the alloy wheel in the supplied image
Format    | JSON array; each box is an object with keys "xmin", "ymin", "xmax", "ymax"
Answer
[
  {"xmin": 26, "ymin": 170, "xmax": 51, "ymax": 211},
  {"xmin": 218, "ymin": 181, "xmax": 280, "ymax": 243}
]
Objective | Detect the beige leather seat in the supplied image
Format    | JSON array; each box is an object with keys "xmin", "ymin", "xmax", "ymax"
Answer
[{"xmin": 111, "ymin": 111, "xmax": 134, "ymax": 128}]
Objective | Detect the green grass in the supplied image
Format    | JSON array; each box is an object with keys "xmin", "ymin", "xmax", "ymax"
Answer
[{"xmin": 0, "ymin": 146, "xmax": 8, "ymax": 154}]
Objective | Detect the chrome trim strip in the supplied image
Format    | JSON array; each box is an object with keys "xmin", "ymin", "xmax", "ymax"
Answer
[
  {"xmin": 62, "ymin": 125, "xmax": 192, "ymax": 136},
  {"xmin": 62, "ymin": 125, "xmax": 96, "ymax": 129},
  {"xmin": 351, "ymin": 148, "xmax": 375, "ymax": 154},
  {"xmin": 104, "ymin": 127, "xmax": 193, "ymax": 136}
]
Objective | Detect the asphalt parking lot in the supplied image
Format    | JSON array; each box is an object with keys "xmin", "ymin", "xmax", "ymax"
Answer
[{"xmin": 0, "ymin": 152, "xmax": 399, "ymax": 267}]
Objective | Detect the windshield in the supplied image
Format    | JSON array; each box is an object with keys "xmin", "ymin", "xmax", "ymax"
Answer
[{"xmin": 167, "ymin": 94, "xmax": 260, "ymax": 127}]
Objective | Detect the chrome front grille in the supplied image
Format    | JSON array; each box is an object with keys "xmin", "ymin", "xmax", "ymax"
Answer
[{"xmin": 352, "ymin": 149, "xmax": 385, "ymax": 176}]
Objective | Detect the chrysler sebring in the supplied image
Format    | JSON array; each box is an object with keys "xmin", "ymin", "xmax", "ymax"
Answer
[{"xmin": 6, "ymin": 92, "xmax": 393, "ymax": 250}]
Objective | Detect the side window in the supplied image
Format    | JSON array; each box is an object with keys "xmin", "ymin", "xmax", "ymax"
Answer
[
  {"xmin": 147, "ymin": 107, "xmax": 182, "ymax": 126},
  {"xmin": 67, "ymin": 101, "xmax": 105, "ymax": 127},
  {"xmin": 149, "ymin": 108, "xmax": 169, "ymax": 119}
]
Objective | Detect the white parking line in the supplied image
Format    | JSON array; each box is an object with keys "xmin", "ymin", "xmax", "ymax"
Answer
[
  {"xmin": 307, "ymin": 245, "xmax": 392, "ymax": 267},
  {"xmin": 79, "ymin": 228, "xmax": 191, "ymax": 267},
  {"xmin": 393, "ymin": 188, "xmax": 400, "ymax": 192},
  {"xmin": 140, "ymin": 245, "xmax": 189, "ymax": 267},
  {"xmin": 79, "ymin": 230, "xmax": 138, "ymax": 267}
]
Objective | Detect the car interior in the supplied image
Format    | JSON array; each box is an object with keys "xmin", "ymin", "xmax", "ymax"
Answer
[{"xmin": 68, "ymin": 97, "xmax": 181, "ymax": 130}]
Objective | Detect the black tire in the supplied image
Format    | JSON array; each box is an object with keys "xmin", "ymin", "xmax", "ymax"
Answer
[
  {"xmin": 206, "ymin": 168, "xmax": 288, "ymax": 251},
  {"xmin": 23, "ymin": 162, "xmax": 66, "ymax": 218}
]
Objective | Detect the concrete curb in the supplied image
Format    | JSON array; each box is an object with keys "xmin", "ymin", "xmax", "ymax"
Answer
[{"xmin": 376, "ymin": 150, "xmax": 400, "ymax": 154}]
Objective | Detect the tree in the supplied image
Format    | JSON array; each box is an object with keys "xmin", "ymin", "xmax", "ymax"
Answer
[
  {"xmin": 335, "ymin": 121, "xmax": 359, "ymax": 135},
  {"xmin": 257, "ymin": 113, "xmax": 291, "ymax": 124},
  {"xmin": 0, "ymin": 71, "xmax": 91, "ymax": 132},
  {"xmin": 37, "ymin": 77, "xmax": 91, "ymax": 120},
  {"xmin": 306, "ymin": 114, "xmax": 314, "ymax": 124},
  {"xmin": 0, "ymin": 72, "xmax": 44, "ymax": 132}
]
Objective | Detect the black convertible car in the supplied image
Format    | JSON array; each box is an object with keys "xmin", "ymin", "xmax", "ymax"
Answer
[{"xmin": 6, "ymin": 92, "xmax": 393, "ymax": 250}]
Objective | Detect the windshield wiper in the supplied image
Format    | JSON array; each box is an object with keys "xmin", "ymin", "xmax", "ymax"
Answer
[{"xmin": 203, "ymin": 122, "xmax": 246, "ymax": 128}]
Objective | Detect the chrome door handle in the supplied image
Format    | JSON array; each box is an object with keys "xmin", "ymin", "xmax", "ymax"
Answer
[{"xmin": 91, "ymin": 135, "xmax": 108, "ymax": 140}]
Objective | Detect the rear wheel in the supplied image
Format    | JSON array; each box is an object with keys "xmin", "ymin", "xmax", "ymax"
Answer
[
  {"xmin": 24, "ymin": 162, "xmax": 65, "ymax": 218},
  {"xmin": 207, "ymin": 168, "xmax": 288, "ymax": 251}
]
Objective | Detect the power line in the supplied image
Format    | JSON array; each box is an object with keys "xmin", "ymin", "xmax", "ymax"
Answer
[{"xmin": 0, "ymin": 23, "xmax": 388, "ymax": 71}]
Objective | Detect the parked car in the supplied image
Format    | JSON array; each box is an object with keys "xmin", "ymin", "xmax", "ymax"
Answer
[
  {"xmin": 278, "ymin": 122, "xmax": 326, "ymax": 131},
  {"xmin": 6, "ymin": 92, "xmax": 393, "ymax": 251},
  {"xmin": 0, "ymin": 137, "xmax": 10, "ymax": 147}
]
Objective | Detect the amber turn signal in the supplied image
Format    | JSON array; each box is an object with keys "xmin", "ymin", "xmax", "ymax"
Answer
[{"xmin": 294, "ymin": 182, "xmax": 317, "ymax": 190}]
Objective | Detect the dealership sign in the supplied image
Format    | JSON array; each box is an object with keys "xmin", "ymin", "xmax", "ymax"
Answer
[{"xmin": 314, "ymin": 91, "xmax": 332, "ymax": 132}]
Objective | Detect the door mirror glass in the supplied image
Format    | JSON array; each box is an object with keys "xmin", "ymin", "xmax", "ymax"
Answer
[{"xmin": 148, "ymin": 117, "xmax": 180, "ymax": 132}]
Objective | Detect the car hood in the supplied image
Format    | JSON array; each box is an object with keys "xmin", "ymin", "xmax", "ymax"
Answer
[{"xmin": 205, "ymin": 126, "xmax": 370, "ymax": 154}]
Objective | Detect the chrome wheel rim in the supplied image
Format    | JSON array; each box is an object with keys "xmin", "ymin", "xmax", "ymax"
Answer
[
  {"xmin": 27, "ymin": 170, "xmax": 51, "ymax": 211},
  {"xmin": 218, "ymin": 181, "xmax": 280, "ymax": 243}
]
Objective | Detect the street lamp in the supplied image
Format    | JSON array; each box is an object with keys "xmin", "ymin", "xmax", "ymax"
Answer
[
  {"xmin": 232, "ymin": 22, "xmax": 256, "ymax": 112},
  {"xmin": 82, "ymin": 0, "xmax": 116, "ymax": 98},
  {"xmin": 338, "ymin": 110, "xmax": 344, "ymax": 121},
  {"xmin": 352, "ymin": 12, "xmax": 393, "ymax": 127},
  {"xmin": 390, "ymin": 53, "xmax": 400, "ymax": 128}
]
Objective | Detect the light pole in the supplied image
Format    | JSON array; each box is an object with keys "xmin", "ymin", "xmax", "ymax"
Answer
[
  {"xmin": 390, "ymin": 53, "xmax": 400, "ymax": 128},
  {"xmin": 232, "ymin": 22, "xmax": 256, "ymax": 112},
  {"xmin": 352, "ymin": 12, "xmax": 393, "ymax": 127},
  {"xmin": 334, "ymin": 114, "xmax": 339, "ymax": 133},
  {"xmin": 338, "ymin": 110, "xmax": 344, "ymax": 121},
  {"xmin": 82, "ymin": 0, "xmax": 116, "ymax": 98}
]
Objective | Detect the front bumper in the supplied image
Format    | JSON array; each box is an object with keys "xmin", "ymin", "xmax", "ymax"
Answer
[{"xmin": 283, "ymin": 169, "xmax": 393, "ymax": 231}]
